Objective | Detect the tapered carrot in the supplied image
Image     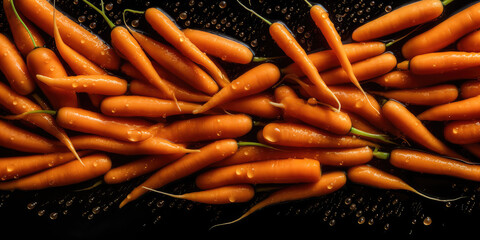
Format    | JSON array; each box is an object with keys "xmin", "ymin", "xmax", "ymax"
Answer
[
  {"xmin": 210, "ymin": 171, "xmax": 346, "ymax": 229},
  {"xmin": 401, "ymin": 2, "xmax": 480, "ymax": 59},
  {"xmin": 460, "ymin": 79, "xmax": 480, "ymax": 99},
  {"xmin": 144, "ymin": 184, "xmax": 255, "ymax": 204},
  {"xmin": 351, "ymin": 0, "xmax": 451, "ymax": 42},
  {"xmin": 417, "ymin": 94, "xmax": 480, "ymax": 121},
  {"xmin": 381, "ymin": 99, "xmax": 464, "ymax": 159},
  {"xmin": 397, "ymin": 51, "xmax": 480, "ymax": 75},
  {"xmin": 369, "ymin": 84, "xmax": 459, "ymax": 106},
  {"xmin": 0, "ymin": 153, "xmax": 112, "ymax": 191},
  {"xmin": 16, "ymin": 0, "xmax": 120, "ymax": 70},
  {"xmin": 347, "ymin": 164, "xmax": 463, "ymax": 202},
  {"xmin": 35, "ymin": 74, "xmax": 128, "ymax": 96},
  {"xmin": 0, "ymin": 151, "xmax": 92, "ymax": 181},
  {"xmin": 457, "ymin": 29, "xmax": 480, "ymax": 52},
  {"xmin": 192, "ymin": 63, "xmax": 281, "ymax": 114},
  {"xmin": 104, "ymin": 153, "xmax": 186, "ymax": 184},
  {"xmin": 182, "ymin": 28, "xmax": 254, "ymax": 64},
  {"xmin": 281, "ymin": 41, "xmax": 386, "ymax": 77},
  {"xmin": 219, "ymin": 92, "xmax": 282, "ymax": 119},
  {"xmin": 261, "ymin": 122, "xmax": 379, "ymax": 148},
  {"xmin": 444, "ymin": 120, "xmax": 480, "ymax": 144},
  {"xmin": 119, "ymin": 139, "xmax": 239, "ymax": 208},
  {"xmin": 70, "ymin": 135, "xmax": 196, "ymax": 156},
  {"xmin": 154, "ymin": 114, "xmax": 252, "ymax": 143},
  {"xmin": 144, "ymin": 7, "xmax": 230, "ymax": 88}
]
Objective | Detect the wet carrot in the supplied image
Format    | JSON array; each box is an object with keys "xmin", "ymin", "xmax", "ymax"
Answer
[
  {"xmin": 457, "ymin": 29, "xmax": 480, "ymax": 52},
  {"xmin": 219, "ymin": 92, "xmax": 282, "ymax": 119},
  {"xmin": 346, "ymin": 111, "xmax": 385, "ymax": 136},
  {"xmin": 397, "ymin": 51, "xmax": 480, "ymax": 75},
  {"xmin": 417, "ymin": 94, "xmax": 480, "ymax": 121},
  {"xmin": 369, "ymin": 84, "xmax": 459, "ymax": 106},
  {"xmin": 460, "ymin": 79, "xmax": 480, "ymax": 99},
  {"xmin": 0, "ymin": 153, "xmax": 112, "ymax": 191},
  {"xmin": 444, "ymin": 119, "xmax": 480, "ymax": 144},
  {"xmin": 119, "ymin": 139, "xmax": 239, "ymax": 208},
  {"xmin": 35, "ymin": 74, "xmax": 128, "ymax": 96}
]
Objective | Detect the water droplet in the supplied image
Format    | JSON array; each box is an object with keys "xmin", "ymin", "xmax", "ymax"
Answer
[
  {"xmin": 357, "ymin": 216, "xmax": 366, "ymax": 224},
  {"xmin": 72, "ymin": 82, "xmax": 79, "ymax": 88},
  {"xmin": 228, "ymin": 195, "xmax": 236, "ymax": 203},
  {"xmin": 247, "ymin": 168, "xmax": 255, "ymax": 178},
  {"xmin": 219, "ymin": 1, "xmax": 227, "ymax": 8},
  {"xmin": 27, "ymin": 202, "xmax": 37, "ymax": 210},
  {"xmin": 105, "ymin": 3, "xmax": 113, "ymax": 11},
  {"xmin": 423, "ymin": 216, "xmax": 432, "ymax": 226},
  {"xmin": 49, "ymin": 212, "xmax": 58, "ymax": 220},
  {"xmin": 78, "ymin": 15, "xmax": 86, "ymax": 23},
  {"xmin": 385, "ymin": 5, "xmax": 392, "ymax": 12},
  {"xmin": 131, "ymin": 19, "xmax": 140, "ymax": 27},
  {"xmin": 179, "ymin": 12, "xmax": 188, "ymax": 20}
]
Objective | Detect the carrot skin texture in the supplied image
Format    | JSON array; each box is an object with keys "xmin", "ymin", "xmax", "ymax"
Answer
[
  {"xmin": 370, "ymin": 84, "xmax": 459, "ymax": 106},
  {"xmin": 417, "ymin": 95, "xmax": 480, "ymax": 121},
  {"xmin": 352, "ymin": 0, "xmax": 444, "ymax": 42},
  {"xmin": 36, "ymin": 74, "xmax": 128, "ymax": 95},
  {"xmin": 460, "ymin": 79, "xmax": 480, "ymax": 99},
  {"xmin": 0, "ymin": 33, "xmax": 36, "ymax": 95},
  {"xmin": 457, "ymin": 29, "xmax": 480, "ymax": 52},
  {"xmin": 119, "ymin": 139, "xmax": 239, "ymax": 208},
  {"xmin": 219, "ymin": 92, "xmax": 282, "ymax": 119},
  {"xmin": 0, "ymin": 153, "xmax": 112, "ymax": 190},
  {"xmin": 347, "ymin": 164, "xmax": 413, "ymax": 191},
  {"xmin": 405, "ymin": 52, "xmax": 480, "ymax": 75},
  {"xmin": 444, "ymin": 120, "xmax": 480, "ymax": 144},
  {"xmin": 150, "ymin": 184, "xmax": 255, "ymax": 204}
]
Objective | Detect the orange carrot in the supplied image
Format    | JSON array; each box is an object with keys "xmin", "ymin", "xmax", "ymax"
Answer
[
  {"xmin": 35, "ymin": 74, "xmax": 128, "ymax": 96},
  {"xmin": 444, "ymin": 119, "xmax": 480, "ymax": 144},
  {"xmin": 219, "ymin": 92, "xmax": 282, "ymax": 119},
  {"xmin": 144, "ymin": 184, "xmax": 255, "ymax": 204},
  {"xmin": 417, "ymin": 94, "xmax": 480, "ymax": 121},
  {"xmin": 457, "ymin": 29, "xmax": 480, "ymax": 52},
  {"xmin": 462, "ymin": 143, "xmax": 480, "ymax": 158},
  {"xmin": 119, "ymin": 139, "xmax": 239, "ymax": 208},
  {"xmin": 0, "ymin": 153, "xmax": 112, "ymax": 190},
  {"xmin": 460, "ymin": 79, "xmax": 480, "ymax": 99},
  {"xmin": 369, "ymin": 84, "xmax": 459, "ymax": 106},
  {"xmin": 397, "ymin": 51, "xmax": 480, "ymax": 75}
]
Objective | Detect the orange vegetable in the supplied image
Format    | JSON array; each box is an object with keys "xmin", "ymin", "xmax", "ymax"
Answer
[
  {"xmin": 444, "ymin": 119, "xmax": 480, "ymax": 144},
  {"xmin": 369, "ymin": 84, "xmax": 459, "ymax": 106}
]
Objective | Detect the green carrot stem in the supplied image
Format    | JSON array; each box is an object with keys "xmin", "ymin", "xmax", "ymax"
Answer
[
  {"xmin": 350, "ymin": 127, "xmax": 396, "ymax": 145},
  {"xmin": 82, "ymin": 0, "xmax": 116, "ymax": 29},
  {"xmin": 236, "ymin": 0, "xmax": 272, "ymax": 25},
  {"xmin": 10, "ymin": 0, "xmax": 37, "ymax": 48},
  {"xmin": 1, "ymin": 109, "xmax": 57, "ymax": 120}
]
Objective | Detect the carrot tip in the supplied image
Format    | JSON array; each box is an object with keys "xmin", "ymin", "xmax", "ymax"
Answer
[{"xmin": 397, "ymin": 60, "xmax": 409, "ymax": 70}]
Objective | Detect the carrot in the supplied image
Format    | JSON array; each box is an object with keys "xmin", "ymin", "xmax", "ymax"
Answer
[
  {"xmin": 346, "ymin": 111, "xmax": 385, "ymax": 136},
  {"xmin": 70, "ymin": 135, "xmax": 197, "ymax": 156},
  {"xmin": 351, "ymin": 0, "xmax": 451, "ymax": 42},
  {"xmin": 261, "ymin": 122, "xmax": 379, "ymax": 148},
  {"xmin": 457, "ymin": 29, "xmax": 480, "ymax": 52},
  {"xmin": 462, "ymin": 143, "xmax": 480, "ymax": 158},
  {"xmin": 154, "ymin": 114, "xmax": 252, "ymax": 143},
  {"xmin": 444, "ymin": 119, "xmax": 480, "ymax": 144},
  {"xmin": 144, "ymin": 184, "xmax": 255, "ymax": 204},
  {"xmin": 236, "ymin": 0, "xmax": 341, "ymax": 111},
  {"xmin": 460, "ymin": 79, "xmax": 480, "ymax": 99},
  {"xmin": 35, "ymin": 74, "xmax": 128, "ymax": 96},
  {"xmin": 401, "ymin": 2, "xmax": 480, "ymax": 59},
  {"xmin": 417, "ymin": 94, "xmax": 480, "ymax": 121},
  {"xmin": 0, "ymin": 150, "xmax": 92, "ymax": 181},
  {"xmin": 3, "ymin": 0, "xmax": 45, "ymax": 56},
  {"xmin": 209, "ymin": 171, "xmax": 346, "ymax": 229},
  {"xmin": 347, "ymin": 164, "xmax": 463, "ymax": 202},
  {"xmin": 192, "ymin": 63, "xmax": 281, "ymax": 114},
  {"xmin": 119, "ymin": 139, "xmax": 239, "ymax": 208},
  {"xmin": 213, "ymin": 145, "xmax": 374, "ymax": 167},
  {"xmin": 369, "ymin": 84, "xmax": 459, "ymax": 106},
  {"xmin": 16, "ymin": 0, "xmax": 121, "ymax": 70},
  {"xmin": 397, "ymin": 51, "xmax": 480, "ymax": 75},
  {"xmin": 182, "ymin": 28, "xmax": 254, "ymax": 64},
  {"xmin": 0, "ymin": 33, "xmax": 36, "ymax": 95},
  {"xmin": 104, "ymin": 153, "xmax": 186, "ymax": 184},
  {"xmin": 381, "ymin": 99, "xmax": 464, "ymax": 159},
  {"xmin": 219, "ymin": 92, "xmax": 282, "ymax": 119},
  {"xmin": 127, "ymin": 27, "xmax": 219, "ymax": 95},
  {"xmin": 281, "ymin": 41, "xmax": 386, "ymax": 77},
  {"xmin": 0, "ymin": 153, "xmax": 112, "ymax": 191}
]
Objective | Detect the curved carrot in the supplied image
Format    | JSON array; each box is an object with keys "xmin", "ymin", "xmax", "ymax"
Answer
[
  {"xmin": 144, "ymin": 184, "xmax": 255, "ymax": 204},
  {"xmin": 210, "ymin": 171, "xmax": 346, "ymax": 229},
  {"xmin": 417, "ymin": 94, "xmax": 480, "ymax": 121},
  {"xmin": 444, "ymin": 119, "xmax": 480, "ymax": 144},
  {"xmin": 144, "ymin": 7, "xmax": 230, "ymax": 88},
  {"xmin": 0, "ymin": 33, "xmax": 36, "ymax": 95},
  {"xmin": 119, "ymin": 139, "xmax": 239, "ymax": 208},
  {"xmin": 457, "ymin": 29, "xmax": 480, "ymax": 52},
  {"xmin": 0, "ymin": 153, "xmax": 112, "ymax": 191},
  {"xmin": 192, "ymin": 63, "xmax": 281, "ymax": 114},
  {"xmin": 397, "ymin": 51, "xmax": 480, "ymax": 75},
  {"xmin": 182, "ymin": 28, "xmax": 254, "ymax": 64},
  {"xmin": 195, "ymin": 158, "xmax": 321, "ymax": 190},
  {"xmin": 401, "ymin": 2, "xmax": 480, "ymax": 59},
  {"xmin": 381, "ymin": 99, "xmax": 464, "ymax": 159},
  {"xmin": 35, "ymin": 74, "xmax": 128, "ymax": 96},
  {"xmin": 460, "ymin": 79, "xmax": 480, "ymax": 99},
  {"xmin": 219, "ymin": 92, "xmax": 282, "ymax": 119},
  {"xmin": 16, "ymin": 0, "xmax": 120, "ymax": 70},
  {"xmin": 369, "ymin": 84, "xmax": 459, "ymax": 106},
  {"xmin": 351, "ymin": 0, "xmax": 448, "ymax": 42},
  {"xmin": 154, "ymin": 114, "xmax": 252, "ymax": 143}
]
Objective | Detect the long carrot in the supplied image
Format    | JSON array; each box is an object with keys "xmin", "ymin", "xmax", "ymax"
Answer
[
  {"xmin": 219, "ymin": 92, "xmax": 282, "ymax": 119},
  {"xmin": 210, "ymin": 171, "xmax": 346, "ymax": 229},
  {"xmin": 397, "ymin": 51, "xmax": 480, "ymax": 75},
  {"xmin": 444, "ymin": 120, "xmax": 480, "ymax": 144},
  {"xmin": 0, "ymin": 153, "xmax": 112, "ymax": 191},
  {"xmin": 417, "ymin": 94, "xmax": 480, "ymax": 121},
  {"xmin": 369, "ymin": 84, "xmax": 459, "ymax": 106},
  {"xmin": 35, "ymin": 74, "xmax": 128, "ymax": 96},
  {"xmin": 119, "ymin": 139, "xmax": 239, "ymax": 208}
]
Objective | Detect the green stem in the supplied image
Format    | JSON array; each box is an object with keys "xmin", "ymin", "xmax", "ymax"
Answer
[
  {"xmin": 252, "ymin": 56, "xmax": 286, "ymax": 62},
  {"xmin": 123, "ymin": 9, "xmax": 145, "ymax": 28},
  {"xmin": 441, "ymin": 0, "xmax": 454, "ymax": 6},
  {"xmin": 82, "ymin": 0, "xmax": 115, "ymax": 29},
  {"xmin": 1, "ymin": 109, "xmax": 57, "ymax": 120},
  {"xmin": 303, "ymin": 0, "xmax": 313, "ymax": 8},
  {"xmin": 350, "ymin": 127, "xmax": 396, "ymax": 145},
  {"xmin": 236, "ymin": 0, "xmax": 272, "ymax": 25},
  {"xmin": 385, "ymin": 24, "xmax": 422, "ymax": 48},
  {"xmin": 371, "ymin": 148, "xmax": 390, "ymax": 160},
  {"xmin": 10, "ymin": 0, "xmax": 37, "ymax": 48},
  {"xmin": 237, "ymin": 141, "xmax": 280, "ymax": 150}
]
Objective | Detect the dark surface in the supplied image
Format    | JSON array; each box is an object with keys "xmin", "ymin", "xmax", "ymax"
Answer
[{"xmin": 0, "ymin": 0, "xmax": 479, "ymax": 239}]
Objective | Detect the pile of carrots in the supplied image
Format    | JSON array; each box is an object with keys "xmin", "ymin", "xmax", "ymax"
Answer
[{"xmin": 2, "ymin": 0, "xmax": 480, "ymax": 229}]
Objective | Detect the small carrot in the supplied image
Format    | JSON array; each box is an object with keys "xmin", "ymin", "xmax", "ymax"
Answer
[
  {"xmin": 104, "ymin": 153, "xmax": 186, "ymax": 184},
  {"xmin": 401, "ymin": 2, "xmax": 480, "ymax": 59},
  {"xmin": 444, "ymin": 119, "xmax": 480, "ymax": 144},
  {"xmin": 0, "ymin": 153, "xmax": 112, "ymax": 191},
  {"xmin": 381, "ymin": 99, "xmax": 464, "ymax": 159},
  {"xmin": 347, "ymin": 164, "xmax": 463, "ymax": 202},
  {"xmin": 397, "ymin": 51, "xmax": 480, "ymax": 75},
  {"xmin": 154, "ymin": 114, "xmax": 252, "ymax": 143},
  {"xmin": 143, "ymin": 184, "xmax": 255, "ymax": 205},
  {"xmin": 35, "ymin": 74, "xmax": 128, "ymax": 96},
  {"xmin": 417, "ymin": 94, "xmax": 480, "ymax": 121},
  {"xmin": 281, "ymin": 41, "xmax": 386, "ymax": 77},
  {"xmin": 369, "ymin": 84, "xmax": 459, "ymax": 106},
  {"xmin": 143, "ymin": 7, "xmax": 230, "ymax": 88},
  {"xmin": 182, "ymin": 28, "xmax": 254, "ymax": 64},
  {"xmin": 351, "ymin": 0, "xmax": 451, "ymax": 42},
  {"xmin": 261, "ymin": 122, "xmax": 379, "ymax": 148},
  {"xmin": 0, "ymin": 33, "xmax": 36, "ymax": 95},
  {"xmin": 209, "ymin": 171, "xmax": 346, "ymax": 229},
  {"xmin": 460, "ymin": 79, "xmax": 480, "ymax": 99},
  {"xmin": 219, "ymin": 92, "xmax": 282, "ymax": 119},
  {"xmin": 16, "ymin": 0, "xmax": 121, "ymax": 70},
  {"xmin": 192, "ymin": 63, "xmax": 281, "ymax": 114},
  {"xmin": 457, "ymin": 29, "xmax": 480, "ymax": 52},
  {"xmin": 119, "ymin": 139, "xmax": 239, "ymax": 208}
]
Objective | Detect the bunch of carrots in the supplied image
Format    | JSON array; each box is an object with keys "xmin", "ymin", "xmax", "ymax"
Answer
[{"xmin": 1, "ymin": 0, "xmax": 480, "ymax": 229}]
